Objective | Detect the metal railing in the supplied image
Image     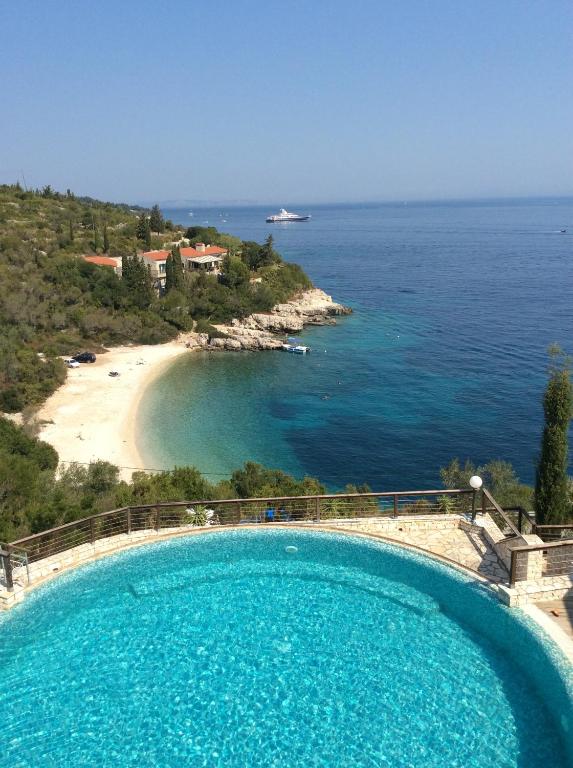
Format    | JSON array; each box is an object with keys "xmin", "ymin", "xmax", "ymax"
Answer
[
  {"xmin": 480, "ymin": 489, "xmax": 521, "ymax": 537},
  {"xmin": 0, "ymin": 544, "xmax": 30, "ymax": 591},
  {"xmin": 10, "ymin": 486, "xmax": 569, "ymax": 591},
  {"xmin": 502, "ymin": 506, "xmax": 535, "ymax": 535},
  {"xmin": 531, "ymin": 524, "xmax": 573, "ymax": 542},
  {"xmin": 510, "ymin": 540, "xmax": 573, "ymax": 585},
  {"xmin": 6, "ymin": 489, "xmax": 478, "ymax": 568}
]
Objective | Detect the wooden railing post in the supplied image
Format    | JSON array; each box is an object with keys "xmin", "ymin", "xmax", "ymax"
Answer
[
  {"xmin": 156, "ymin": 508, "xmax": 161, "ymax": 532},
  {"xmin": 90, "ymin": 518, "xmax": 96, "ymax": 545},
  {"xmin": 471, "ymin": 491, "xmax": 478, "ymax": 522},
  {"xmin": 0, "ymin": 547, "xmax": 14, "ymax": 591},
  {"xmin": 315, "ymin": 497, "xmax": 321, "ymax": 523},
  {"xmin": 235, "ymin": 501, "xmax": 241, "ymax": 524},
  {"xmin": 510, "ymin": 550, "xmax": 518, "ymax": 586},
  {"xmin": 127, "ymin": 508, "xmax": 132, "ymax": 535}
]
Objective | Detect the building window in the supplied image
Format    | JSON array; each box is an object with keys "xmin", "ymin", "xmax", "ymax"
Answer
[{"xmin": 159, "ymin": 263, "xmax": 166, "ymax": 274}]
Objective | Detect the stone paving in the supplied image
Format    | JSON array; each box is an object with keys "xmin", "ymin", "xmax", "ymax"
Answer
[
  {"xmin": 326, "ymin": 516, "xmax": 509, "ymax": 582},
  {"xmin": 1, "ymin": 514, "xmax": 511, "ymax": 610},
  {"xmin": 537, "ymin": 598, "xmax": 573, "ymax": 641}
]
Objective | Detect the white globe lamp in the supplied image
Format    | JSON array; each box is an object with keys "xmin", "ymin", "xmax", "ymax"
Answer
[
  {"xmin": 469, "ymin": 475, "xmax": 483, "ymax": 521},
  {"xmin": 469, "ymin": 475, "xmax": 483, "ymax": 491}
]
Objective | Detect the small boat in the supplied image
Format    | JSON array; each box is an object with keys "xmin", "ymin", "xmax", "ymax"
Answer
[
  {"xmin": 560, "ymin": 229, "xmax": 567, "ymax": 233},
  {"xmin": 282, "ymin": 343, "xmax": 310, "ymax": 354},
  {"xmin": 266, "ymin": 208, "xmax": 311, "ymax": 223}
]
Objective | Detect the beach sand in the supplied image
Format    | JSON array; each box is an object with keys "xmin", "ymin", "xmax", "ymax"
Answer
[{"xmin": 36, "ymin": 342, "xmax": 190, "ymax": 480}]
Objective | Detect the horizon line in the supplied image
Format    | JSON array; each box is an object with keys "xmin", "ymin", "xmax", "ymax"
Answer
[{"xmin": 146, "ymin": 193, "xmax": 573, "ymax": 210}]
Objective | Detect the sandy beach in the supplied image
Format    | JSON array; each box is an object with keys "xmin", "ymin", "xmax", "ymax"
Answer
[
  {"xmin": 32, "ymin": 290, "xmax": 348, "ymax": 483},
  {"xmin": 36, "ymin": 342, "xmax": 190, "ymax": 480}
]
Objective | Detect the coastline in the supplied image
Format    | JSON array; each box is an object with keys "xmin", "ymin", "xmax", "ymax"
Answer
[
  {"xmin": 36, "ymin": 342, "xmax": 190, "ymax": 481},
  {"xmin": 33, "ymin": 289, "xmax": 351, "ymax": 481}
]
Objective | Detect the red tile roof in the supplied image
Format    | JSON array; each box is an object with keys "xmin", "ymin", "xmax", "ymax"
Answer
[
  {"xmin": 141, "ymin": 250, "xmax": 170, "ymax": 261},
  {"xmin": 180, "ymin": 245, "xmax": 227, "ymax": 259},
  {"xmin": 83, "ymin": 255, "xmax": 118, "ymax": 267}
]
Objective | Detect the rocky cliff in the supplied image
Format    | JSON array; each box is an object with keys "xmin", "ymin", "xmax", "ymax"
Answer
[{"xmin": 183, "ymin": 289, "xmax": 351, "ymax": 352}]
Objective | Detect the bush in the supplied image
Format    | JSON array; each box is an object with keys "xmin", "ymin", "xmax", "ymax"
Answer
[
  {"xmin": 194, "ymin": 318, "xmax": 227, "ymax": 338},
  {"xmin": 185, "ymin": 506, "xmax": 208, "ymax": 526}
]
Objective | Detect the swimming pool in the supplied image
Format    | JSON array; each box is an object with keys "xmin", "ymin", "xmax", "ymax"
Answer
[{"xmin": 1, "ymin": 529, "xmax": 572, "ymax": 767}]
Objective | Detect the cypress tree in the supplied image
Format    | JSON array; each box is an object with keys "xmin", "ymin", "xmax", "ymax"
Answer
[
  {"xmin": 136, "ymin": 214, "xmax": 149, "ymax": 242},
  {"xmin": 172, "ymin": 245, "xmax": 184, "ymax": 288},
  {"xmin": 149, "ymin": 204, "xmax": 164, "ymax": 233},
  {"xmin": 260, "ymin": 234, "xmax": 279, "ymax": 266},
  {"xmin": 103, "ymin": 223, "xmax": 109, "ymax": 253},
  {"xmin": 535, "ymin": 346, "xmax": 573, "ymax": 524},
  {"xmin": 165, "ymin": 253, "xmax": 175, "ymax": 292}
]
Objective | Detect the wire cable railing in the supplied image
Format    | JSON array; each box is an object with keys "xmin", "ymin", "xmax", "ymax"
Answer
[
  {"xmin": 6, "ymin": 489, "xmax": 476, "ymax": 569},
  {"xmin": 6, "ymin": 487, "xmax": 572, "ymax": 592}
]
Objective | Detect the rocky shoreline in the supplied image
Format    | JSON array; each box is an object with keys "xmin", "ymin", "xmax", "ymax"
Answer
[{"xmin": 182, "ymin": 289, "xmax": 352, "ymax": 352}]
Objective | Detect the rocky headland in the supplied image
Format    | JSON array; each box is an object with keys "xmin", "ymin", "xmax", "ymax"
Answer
[{"xmin": 182, "ymin": 289, "xmax": 352, "ymax": 352}]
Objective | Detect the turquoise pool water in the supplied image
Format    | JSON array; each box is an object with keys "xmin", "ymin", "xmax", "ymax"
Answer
[{"xmin": 1, "ymin": 530, "xmax": 572, "ymax": 767}]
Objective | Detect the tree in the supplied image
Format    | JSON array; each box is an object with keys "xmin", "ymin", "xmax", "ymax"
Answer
[
  {"xmin": 165, "ymin": 246, "xmax": 184, "ymax": 292},
  {"xmin": 172, "ymin": 245, "xmax": 184, "ymax": 288},
  {"xmin": 260, "ymin": 234, "xmax": 279, "ymax": 266},
  {"xmin": 440, "ymin": 458, "xmax": 533, "ymax": 509},
  {"xmin": 149, "ymin": 204, "xmax": 164, "ymax": 233},
  {"xmin": 122, "ymin": 253, "xmax": 154, "ymax": 309},
  {"xmin": 136, "ymin": 214, "xmax": 151, "ymax": 247},
  {"xmin": 165, "ymin": 253, "xmax": 175, "ymax": 292},
  {"xmin": 221, "ymin": 255, "xmax": 250, "ymax": 288},
  {"xmin": 103, "ymin": 223, "xmax": 109, "ymax": 253},
  {"xmin": 535, "ymin": 346, "xmax": 573, "ymax": 524}
]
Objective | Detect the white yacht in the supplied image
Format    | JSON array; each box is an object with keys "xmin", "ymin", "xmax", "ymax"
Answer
[{"xmin": 266, "ymin": 208, "xmax": 311, "ymax": 223}]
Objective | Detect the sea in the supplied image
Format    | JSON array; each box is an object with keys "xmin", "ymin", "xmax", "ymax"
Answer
[{"xmin": 137, "ymin": 199, "xmax": 573, "ymax": 490}]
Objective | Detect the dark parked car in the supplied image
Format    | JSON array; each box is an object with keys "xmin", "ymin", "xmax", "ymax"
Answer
[{"xmin": 72, "ymin": 352, "xmax": 97, "ymax": 363}]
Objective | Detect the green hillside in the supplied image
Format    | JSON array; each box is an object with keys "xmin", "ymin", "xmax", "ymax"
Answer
[{"xmin": 0, "ymin": 184, "xmax": 311, "ymax": 411}]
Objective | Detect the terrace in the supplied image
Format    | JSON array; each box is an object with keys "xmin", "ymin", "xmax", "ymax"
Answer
[{"xmin": 3, "ymin": 484, "xmax": 573, "ymax": 616}]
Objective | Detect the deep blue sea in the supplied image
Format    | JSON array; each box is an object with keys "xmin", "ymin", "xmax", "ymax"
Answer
[{"xmin": 138, "ymin": 199, "xmax": 573, "ymax": 490}]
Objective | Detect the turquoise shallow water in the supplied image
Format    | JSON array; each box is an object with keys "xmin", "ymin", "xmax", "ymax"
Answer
[
  {"xmin": 139, "ymin": 200, "xmax": 573, "ymax": 488},
  {"xmin": 1, "ymin": 530, "xmax": 572, "ymax": 767}
]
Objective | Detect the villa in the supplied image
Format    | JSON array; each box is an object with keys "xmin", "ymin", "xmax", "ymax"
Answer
[
  {"xmin": 180, "ymin": 243, "xmax": 227, "ymax": 272},
  {"xmin": 82, "ymin": 254, "xmax": 122, "ymax": 276},
  {"xmin": 140, "ymin": 249, "xmax": 170, "ymax": 290}
]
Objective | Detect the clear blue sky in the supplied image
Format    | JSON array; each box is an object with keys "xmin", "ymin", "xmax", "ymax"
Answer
[{"xmin": 1, "ymin": 0, "xmax": 572, "ymax": 204}]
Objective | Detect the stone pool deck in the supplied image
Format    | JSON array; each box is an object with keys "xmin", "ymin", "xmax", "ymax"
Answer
[
  {"xmin": 324, "ymin": 515, "xmax": 509, "ymax": 582},
  {"xmin": 6, "ymin": 512, "xmax": 572, "ymax": 614},
  {"xmin": 0, "ymin": 513, "xmax": 510, "ymax": 610},
  {"xmin": 537, "ymin": 598, "xmax": 573, "ymax": 642}
]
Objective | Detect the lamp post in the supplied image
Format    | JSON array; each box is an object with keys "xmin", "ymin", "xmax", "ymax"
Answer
[{"xmin": 469, "ymin": 475, "xmax": 483, "ymax": 522}]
